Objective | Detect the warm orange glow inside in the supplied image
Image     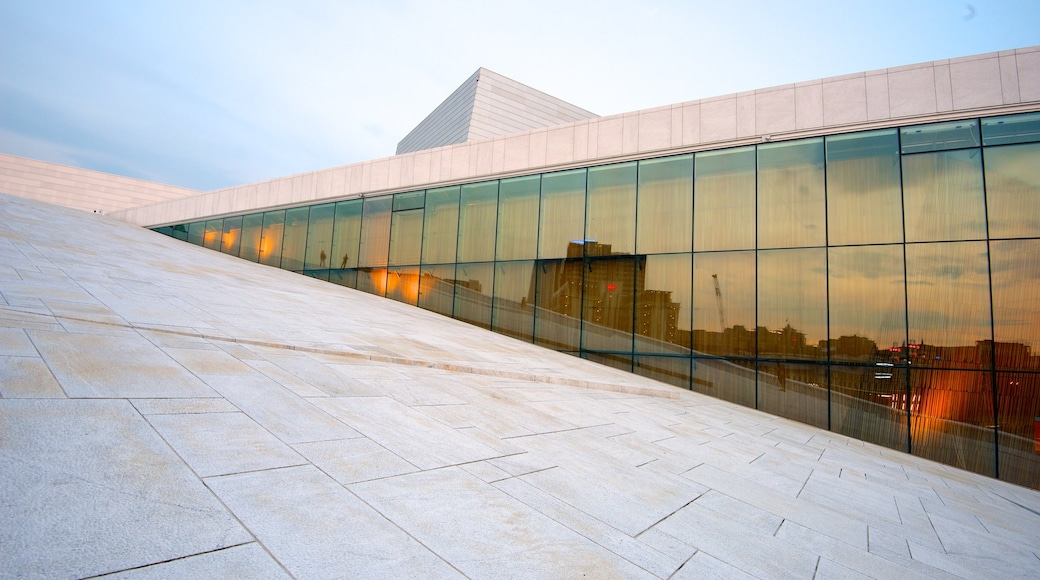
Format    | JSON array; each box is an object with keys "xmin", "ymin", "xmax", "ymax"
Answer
[{"xmin": 222, "ymin": 231, "xmax": 236, "ymax": 249}]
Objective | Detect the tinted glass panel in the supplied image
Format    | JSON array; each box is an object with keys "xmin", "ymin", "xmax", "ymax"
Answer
[
  {"xmin": 419, "ymin": 264, "xmax": 455, "ymax": 317},
  {"xmin": 359, "ymin": 196, "xmax": 392, "ymax": 267},
  {"xmin": 329, "ymin": 268, "xmax": 358, "ymax": 289},
  {"xmin": 171, "ymin": 224, "xmax": 188, "ymax": 241},
  {"xmin": 831, "ymin": 364, "xmax": 908, "ymax": 451},
  {"xmin": 692, "ymin": 251, "xmax": 756, "ymax": 358},
  {"xmin": 497, "ymin": 175, "xmax": 540, "ymax": 261},
  {"xmin": 586, "ymin": 162, "xmax": 636, "ymax": 256},
  {"xmin": 757, "ymin": 247, "xmax": 827, "ymax": 360},
  {"xmin": 281, "ymin": 207, "xmax": 310, "ymax": 271},
  {"xmin": 990, "ymin": 240, "xmax": 1040, "ymax": 371},
  {"xmin": 694, "ymin": 147, "xmax": 755, "ymax": 251},
  {"xmin": 187, "ymin": 222, "xmax": 205, "ymax": 246},
  {"xmin": 634, "ymin": 355, "xmax": 690, "ymax": 389},
  {"xmin": 388, "ymin": 208, "xmax": 423, "ymax": 266},
  {"xmin": 454, "ymin": 262, "xmax": 493, "ymax": 330},
  {"xmin": 331, "ymin": 199, "xmax": 362, "ymax": 270},
  {"xmin": 691, "ymin": 357, "xmax": 756, "ymax": 407},
  {"xmin": 997, "ymin": 371, "xmax": 1040, "ymax": 487},
  {"xmin": 826, "ymin": 130, "xmax": 903, "ymax": 245},
  {"xmin": 903, "ymin": 149, "xmax": 986, "ymax": 242},
  {"xmin": 758, "ymin": 362, "xmax": 829, "ymax": 429},
  {"xmin": 901, "ymin": 119, "xmax": 980, "ymax": 153},
  {"xmin": 220, "ymin": 216, "xmax": 242, "ymax": 257},
  {"xmin": 910, "ymin": 369, "xmax": 995, "ymax": 478},
  {"xmin": 458, "ymin": 181, "xmax": 498, "ymax": 263},
  {"xmin": 539, "ymin": 169, "xmax": 586, "ymax": 259},
  {"xmin": 259, "ymin": 210, "xmax": 285, "ymax": 267},
  {"xmin": 204, "ymin": 219, "xmax": 222, "ymax": 251},
  {"xmin": 582, "ymin": 256, "xmax": 635, "ymax": 353},
  {"xmin": 357, "ymin": 267, "xmax": 387, "ymax": 297},
  {"xmin": 984, "ymin": 143, "xmax": 1040, "ymax": 239},
  {"xmin": 239, "ymin": 213, "xmax": 263, "ymax": 262},
  {"xmin": 638, "ymin": 155, "xmax": 692, "ymax": 254},
  {"xmin": 393, "ymin": 190, "xmax": 425, "ymax": 211},
  {"xmin": 758, "ymin": 138, "xmax": 826, "ymax": 249},
  {"xmin": 304, "ymin": 203, "xmax": 335, "ymax": 269},
  {"xmin": 534, "ymin": 258, "xmax": 582, "ymax": 351},
  {"xmin": 828, "ymin": 245, "xmax": 907, "ymax": 362},
  {"xmin": 386, "ymin": 266, "xmax": 420, "ymax": 305},
  {"xmin": 635, "ymin": 253, "xmax": 691, "ymax": 354},
  {"xmin": 905, "ymin": 241, "xmax": 991, "ymax": 366},
  {"xmin": 422, "ymin": 186, "xmax": 460, "ymax": 265},
  {"xmin": 982, "ymin": 112, "xmax": 1040, "ymax": 146},
  {"xmin": 493, "ymin": 261, "xmax": 535, "ymax": 342}
]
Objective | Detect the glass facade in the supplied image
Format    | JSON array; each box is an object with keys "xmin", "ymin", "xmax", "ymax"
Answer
[{"xmin": 158, "ymin": 112, "xmax": 1040, "ymax": 490}]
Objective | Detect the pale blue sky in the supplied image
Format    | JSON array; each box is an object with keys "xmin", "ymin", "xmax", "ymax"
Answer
[{"xmin": 1, "ymin": 0, "xmax": 1037, "ymax": 191}]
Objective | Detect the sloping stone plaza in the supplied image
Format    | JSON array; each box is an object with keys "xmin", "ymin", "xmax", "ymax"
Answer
[{"xmin": 2, "ymin": 193, "xmax": 1039, "ymax": 578}]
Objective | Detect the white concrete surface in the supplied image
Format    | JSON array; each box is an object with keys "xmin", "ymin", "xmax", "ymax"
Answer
[{"xmin": 3, "ymin": 193, "xmax": 1040, "ymax": 578}]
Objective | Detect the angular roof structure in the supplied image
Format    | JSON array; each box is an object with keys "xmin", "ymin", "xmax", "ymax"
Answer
[
  {"xmin": 3, "ymin": 193, "xmax": 1040, "ymax": 577},
  {"xmin": 396, "ymin": 67, "xmax": 598, "ymax": 154}
]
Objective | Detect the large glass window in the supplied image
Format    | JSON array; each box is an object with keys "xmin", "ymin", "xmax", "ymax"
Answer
[
  {"xmin": 586, "ymin": 162, "xmax": 636, "ymax": 256},
  {"xmin": 422, "ymin": 186, "xmax": 460, "ymax": 265},
  {"xmin": 458, "ymin": 182, "xmax": 498, "ymax": 263},
  {"xmin": 901, "ymin": 119, "xmax": 980, "ymax": 154},
  {"xmin": 694, "ymin": 147, "xmax": 755, "ymax": 251},
  {"xmin": 259, "ymin": 210, "xmax": 285, "ymax": 268},
  {"xmin": 493, "ymin": 261, "xmax": 535, "ymax": 342},
  {"xmin": 358, "ymin": 196, "xmax": 392, "ymax": 268},
  {"xmin": 826, "ymin": 130, "xmax": 903, "ymax": 245},
  {"xmin": 454, "ymin": 263, "xmax": 493, "ymax": 330},
  {"xmin": 239, "ymin": 213, "xmax": 263, "ymax": 262},
  {"xmin": 538, "ymin": 169, "xmax": 586, "ymax": 259},
  {"xmin": 984, "ymin": 143, "xmax": 1040, "ymax": 239},
  {"xmin": 757, "ymin": 362, "xmax": 829, "ymax": 429},
  {"xmin": 187, "ymin": 221, "xmax": 205, "ymax": 246},
  {"xmin": 534, "ymin": 258, "xmax": 582, "ymax": 351},
  {"xmin": 757, "ymin": 247, "xmax": 827, "ymax": 361},
  {"xmin": 981, "ymin": 112, "xmax": 1040, "ymax": 146},
  {"xmin": 990, "ymin": 240, "xmax": 1040, "ymax": 370},
  {"xmin": 637, "ymin": 155, "xmax": 692, "ymax": 254},
  {"xmin": 419, "ymin": 264, "xmax": 456, "ymax": 317},
  {"xmin": 910, "ymin": 369, "xmax": 995, "ymax": 477},
  {"xmin": 387, "ymin": 266, "xmax": 420, "ymax": 305},
  {"xmin": 635, "ymin": 253, "xmax": 691, "ymax": 355},
  {"xmin": 828, "ymin": 245, "xmax": 907, "ymax": 363},
  {"xmin": 758, "ymin": 138, "xmax": 826, "ymax": 249},
  {"xmin": 582, "ymin": 256, "xmax": 635, "ymax": 354},
  {"xmin": 204, "ymin": 219, "xmax": 223, "ymax": 251},
  {"xmin": 902, "ymin": 149, "xmax": 986, "ymax": 242},
  {"xmin": 497, "ymin": 175, "xmax": 540, "ymax": 261},
  {"xmin": 280, "ymin": 206, "xmax": 310, "ymax": 271},
  {"xmin": 830, "ymin": 364, "xmax": 908, "ymax": 451},
  {"xmin": 389, "ymin": 208, "xmax": 423, "ymax": 266},
  {"xmin": 331, "ymin": 199, "xmax": 362, "ymax": 270},
  {"xmin": 692, "ymin": 251, "xmax": 756, "ymax": 358},
  {"xmin": 304, "ymin": 203, "xmax": 335, "ymax": 270},
  {"xmin": 220, "ymin": 216, "xmax": 242, "ymax": 257}
]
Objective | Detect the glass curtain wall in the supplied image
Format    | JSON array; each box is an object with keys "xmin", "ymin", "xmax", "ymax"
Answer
[{"xmin": 159, "ymin": 112, "xmax": 1040, "ymax": 490}]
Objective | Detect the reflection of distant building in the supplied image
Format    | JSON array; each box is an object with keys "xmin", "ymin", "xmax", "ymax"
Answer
[{"xmin": 829, "ymin": 335, "xmax": 879, "ymax": 360}]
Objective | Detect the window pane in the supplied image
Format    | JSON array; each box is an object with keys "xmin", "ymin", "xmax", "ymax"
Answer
[
  {"xmin": 419, "ymin": 264, "xmax": 455, "ymax": 317},
  {"xmin": 220, "ymin": 216, "xmax": 242, "ymax": 257},
  {"xmin": 331, "ymin": 199, "xmax": 362, "ymax": 270},
  {"xmin": 539, "ymin": 169, "xmax": 586, "ymax": 259},
  {"xmin": 422, "ymin": 186, "xmax": 460, "ymax": 264},
  {"xmin": 497, "ymin": 175, "xmax": 540, "ymax": 261},
  {"xmin": 187, "ymin": 222, "xmax": 205, "ymax": 246},
  {"xmin": 984, "ymin": 143, "xmax": 1040, "ymax": 239},
  {"xmin": 357, "ymin": 268, "xmax": 387, "ymax": 297},
  {"xmin": 991, "ymin": 240, "xmax": 1040, "ymax": 371},
  {"xmin": 906, "ymin": 241, "xmax": 991, "ymax": 366},
  {"xmin": 582, "ymin": 256, "xmax": 635, "ymax": 354},
  {"xmin": 635, "ymin": 253, "xmax": 691, "ymax": 354},
  {"xmin": 388, "ymin": 208, "xmax": 423, "ymax": 266},
  {"xmin": 831, "ymin": 364, "xmax": 908, "ymax": 451},
  {"xmin": 638, "ymin": 155, "xmax": 692, "ymax": 254},
  {"xmin": 454, "ymin": 262, "xmax": 493, "ymax": 330},
  {"xmin": 458, "ymin": 181, "xmax": 498, "ymax": 263},
  {"xmin": 903, "ymin": 149, "xmax": 986, "ymax": 242},
  {"xmin": 982, "ymin": 112, "xmax": 1040, "ymax": 146},
  {"xmin": 826, "ymin": 130, "xmax": 903, "ymax": 245},
  {"xmin": 694, "ymin": 147, "xmax": 755, "ymax": 251},
  {"xmin": 758, "ymin": 362, "xmax": 829, "ymax": 429},
  {"xmin": 634, "ymin": 356, "xmax": 690, "ymax": 390},
  {"xmin": 828, "ymin": 245, "xmax": 907, "ymax": 363},
  {"xmin": 493, "ymin": 261, "xmax": 535, "ymax": 342},
  {"xmin": 387, "ymin": 266, "xmax": 420, "ymax": 305},
  {"xmin": 692, "ymin": 251, "xmax": 756, "ymax": 358},
  {"xmin": 359, "ymin": 196, "xmax": 392, "ymax": 267},
  {"xmin": 280, "ymin": 207, "xmax": 310, "ymax": 271},
  {"xmin": 758, "ymin": 138, "xmax": 826, "ymax": 249},
  {"xmin": 997, "ymin": 371, "xmax": 1040, "ymax": 488},
  {"xmin": 534, "ymin": 258, "xmax": 582, "ymax": 351},
  {"xmin": 329, "ymin": 268, "xmax": 358, "ymax": 289},
  {"xmin": 692, "ymin": 357, "xmax": 756, "ymax": 407},
  {"xmin": 586, "ymin": 162, "xmax": 636, "ymax": 255},
  {"xmin": 304, "ymin": 203, "xmax": 335, "ymax": 269},
  {"xmin": 204, "ymin": 219, "xmax": 222, "ymax": 251},
  {"xmin": 757, "ymin": 248, "xmax": 827, "ymax": 360},
  {"xmin": 393, "ymin": 190, "xmax": 425, "ymax": 211},
  {"xmin": 259, "ymin": 210, "xmax": 285, "ymax": 267},
  {"xmin": 910, "ymin": 369, "xmax": 995, "ymax": 478},
  {"xmin": 239, "ymin": 213, "xmax": 263, "ymax": 262},
  {"xmin": 901, "ymin": 119, "xmax": 980, "ymax": 153}
]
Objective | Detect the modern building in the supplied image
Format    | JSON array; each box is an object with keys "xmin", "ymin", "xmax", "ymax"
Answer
[{"xmin": 4, "ymin": 46, "xmax": 1039, "ymax": 490}]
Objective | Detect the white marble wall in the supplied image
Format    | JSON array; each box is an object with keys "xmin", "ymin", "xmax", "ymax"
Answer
[
  {"xmin": 113, "ymin": 46, "xmax": 1040, "ymax": 228},
  {"xmin": 0, "ymin": 153, "xmax": 199, "ymax": 215}
]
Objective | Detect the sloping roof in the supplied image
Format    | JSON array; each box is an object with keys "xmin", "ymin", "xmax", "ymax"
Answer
[
  {"xmin": 396, "ymin": 67, "xmax": 598, "ymax": 154},
  {"xmin": 3, "ymin": 192, "xmax": 1040, "ymax": 577}
]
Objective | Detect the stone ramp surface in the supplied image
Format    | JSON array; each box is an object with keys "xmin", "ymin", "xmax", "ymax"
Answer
[{"xmin": 2, "ymin": 193, "xmax": 1039, "ymax": 578}]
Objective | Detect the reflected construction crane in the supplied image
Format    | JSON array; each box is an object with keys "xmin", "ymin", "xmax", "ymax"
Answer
[{"xmin": 712, "ymin": 273, "xmax": 727, "ymax": 332}]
